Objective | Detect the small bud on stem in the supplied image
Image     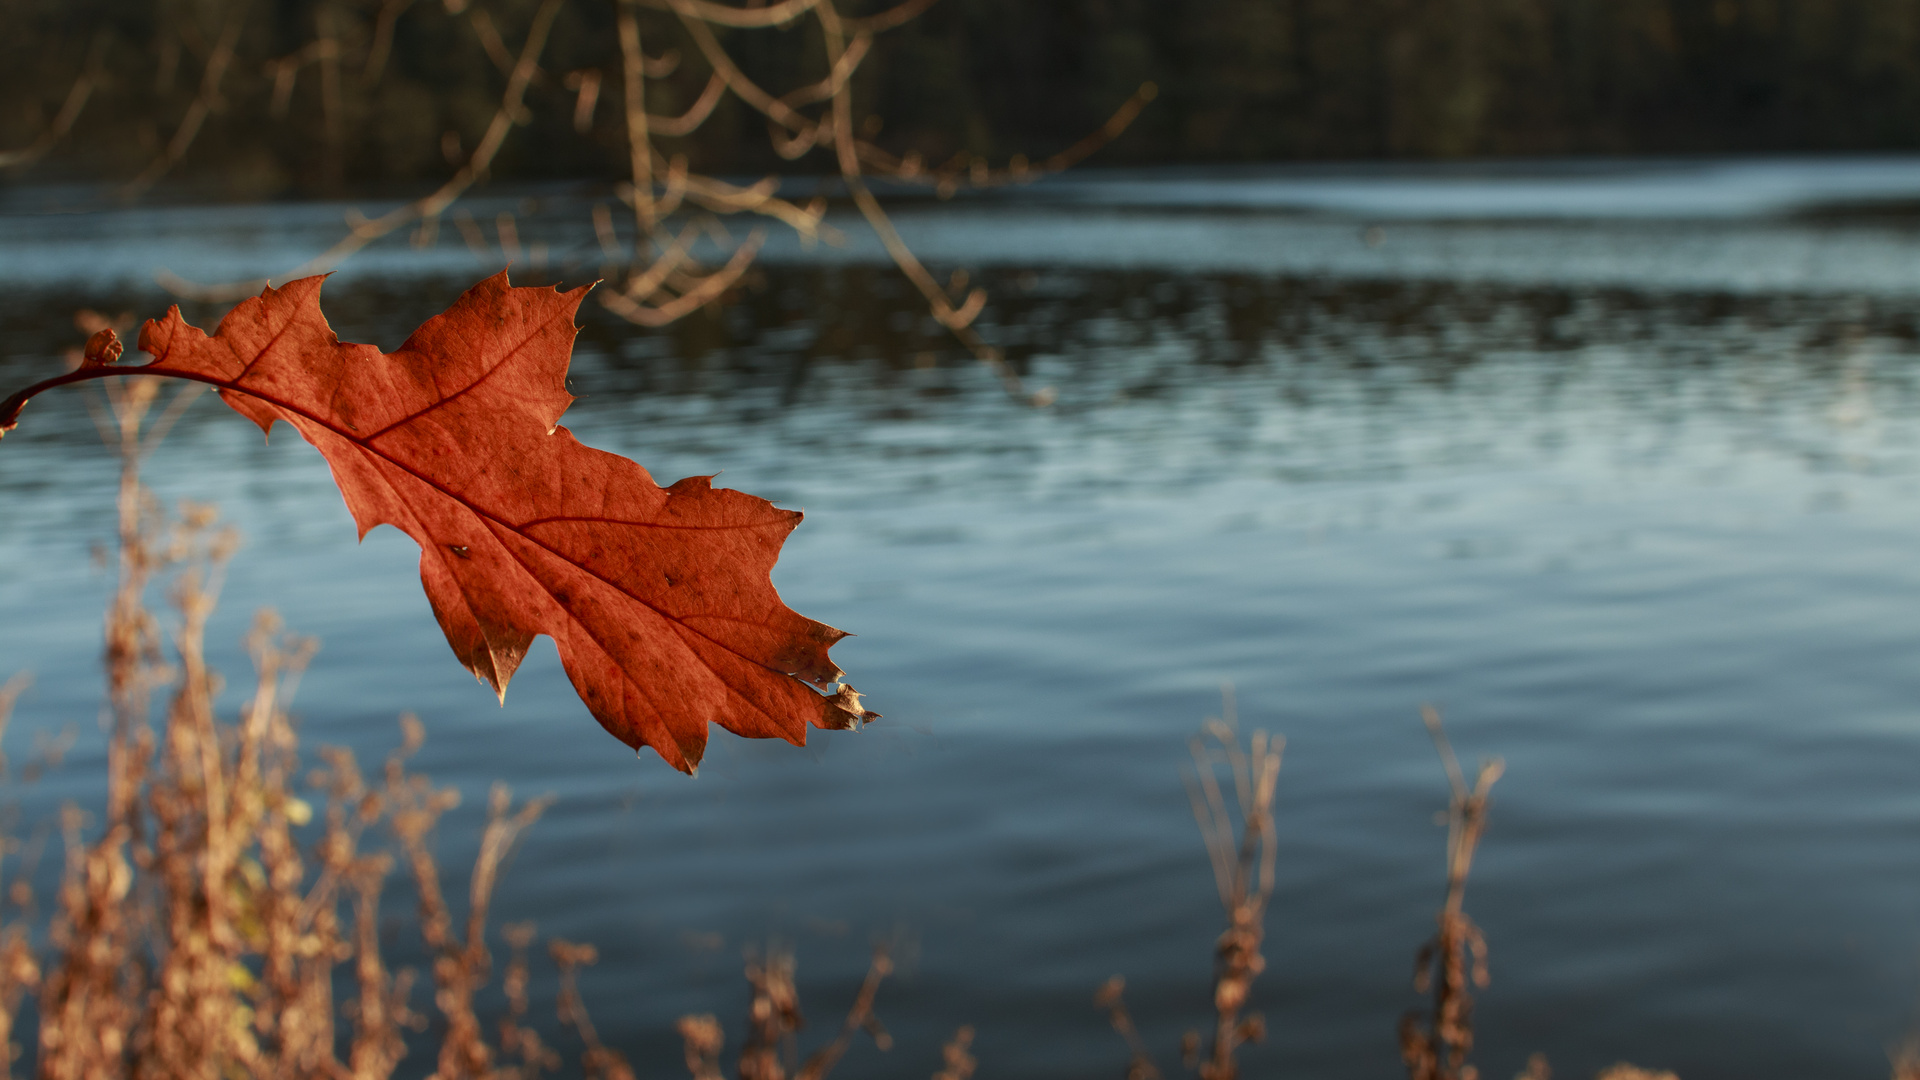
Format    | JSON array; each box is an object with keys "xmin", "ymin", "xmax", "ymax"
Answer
[{"xmin": 82, "ymin": 328, "xmax": 124, "ymax": 368}]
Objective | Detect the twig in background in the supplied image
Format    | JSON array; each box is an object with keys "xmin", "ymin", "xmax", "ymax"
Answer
[
  {"xmin": 125, "ymin": 0, "xmax": 250, "ymax": 199},
  {"xmin": 652, "ymin": 0, "xmax": 1065, "ymax": 400},
  {"xmin": 0, "ymin": 32, "xmax": 106, "ymax": 171},
  {"xmin": 1094, "ymin": 976, "xmax": 1165, "ymax": 1080},
  {"xmin": 794, "ymin": 947, "xmax": 893, "ymax": 1080},
  {"xmin": 671, "ymin": 945, "xmax": 897, "ymax": 1080},
  {"xmin": 1595, "ymin": 1066, "xmax": 1678, "ymax": 1080},
  {"xmin": 316, "ymin": 4, "xmax": 345, "ymax": 187},
  {"xmin": 677, "ymin": 1010, "xmax": 727, "ymax": 1080},
  {"xmin": 1514, "ymin": 1051, "xmax": 1550, "ymax": 1079},
  {"xmin": 3, "ymin": 317, "xmax": 621, "ymax": 1078},
  {"xmin": 739, "ymin": 947, "xmax": 803, "ymax": 1080},
  {"xmin": 1182, "ymin": 692, "xmax": 1280, "ymax": 1080},
  {"xmin": 553, "ymin": 938, "xmax": 638, "ymax": 1080},
  {"xmin": 930, "ymin": 1025, "xmax": 976, "ymax": 1080},
  {"xmin": 497, "ymin": 921, "xmax": 563, "ymax": 1075},
  {"xmin": 1099, "ymin": 692, "xmax": 1279, "ymax": 1080},
  {"xmin": 160, "ymin": 0, "xmax": 565, "ymax": 303},
  {"xmin": 98, "ymin": 0, "xmax": 1146, "ymax": 403},
  {"xmin": 363, "ymin": 0, "xmax": 418, "ymax": 87},
  {"xmin": 37, "ymin": 345, "xmax": 172, "ymax": 1080},
  {"xmin": 0, "ymin": 675, "xmax": 35, "ymax": 1080},
  {"xmin": 1399, "ymin": 705, "xmax": 1504, "ymax": 1080},
  {"xmin": 566, "ymin": 69, "xmax": 604, "ymax": 133},
  {"xmin": 1897, "ymin": 1036, "xmax": 1920, "ymax": 1080}
]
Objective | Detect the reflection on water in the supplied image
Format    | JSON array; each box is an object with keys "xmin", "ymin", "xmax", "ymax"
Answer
[{"xmin": 5, "ymin": 199, "xmax": 1920, "ymax": 1078}]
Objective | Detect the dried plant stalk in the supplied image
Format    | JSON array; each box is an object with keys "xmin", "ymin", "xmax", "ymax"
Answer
[
  {"xmin": 1098, "ymin": 692, "xmax": 1279, "ymax": 1080},
  {"xmin": 8, "ymin": 319, "xmax": 581, "ymax": 1079},
  {"xmin": 1183, "ymin": 694, "xmax": 1279, "ymax": 1080},
  {"xmin": 1093, "ymin": 976, "xmax": 1164, "ymax": 1080},
  {"xmin": 0, "ymin": 674, "xmax": 38, "ymax": 1080},
  {"xmin": 667, "ymin": 944, "xmax": 897, "ymax": 1080},
  {"xmin": 124, "ymin": 2, "xmax": 248, "ymax": 198},
  {"xmin": 1399, "ymin": 705, "xmax": 1504, "ymax": 1080},
  {"xmin": 0, "ymin": 33, "xmax": 105, "ymax": 171}
]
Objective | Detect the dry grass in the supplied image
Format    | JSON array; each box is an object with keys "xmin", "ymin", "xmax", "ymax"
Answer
[
  {"xmin": 671, "ymin": 944, "xmax": 895, "ymax": 1080},
  {"xmin": 1085, "ymin": 698, "xmax": 1712, "ymax": 1080},
  {"xmin": 1897, "ymin": 1038, "xmax": 1920, "ymax": 1080},
  {"xmin": 1399, "ymin": 704, "xmax": 1504, "ymax": 1080},
  {"xmin": 1393, "ymin": 711, "xmax": 1691, "ymax": 1080},
  {"xmin": 17, "ymin": 367, "xmax": 573, "ymax": 1080},
  {"xmin": 1593, "ymin": 1066, "xmax": 1679, "ymax": 1080},
  {"xmin": 0, "ymin": 320, "xmax": 945, "ymax": 1079},
  {"xmin": 1097, "ymin": 689, "xmax": 1280, "ymax": 1080}
]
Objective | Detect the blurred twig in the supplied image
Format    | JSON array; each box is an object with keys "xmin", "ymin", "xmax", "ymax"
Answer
[
  {"xmin": 1100, "ymin": 691, "xmax": 1279, "ymax": 1080},
  {"xmin": 126, "ymin": 3, "xmax": 250, "ymax": 198},
  {"xmin": 1183, "ymin": 692, "xmax": 1279, "ymax": 1080},
  {"xmin": 672, "ymin": 944, "xmax": 898, "ymax": 1080},
  {"xmin": 1399, "ymin": 705, "xmax": 1504, "ymax": 1080},
  {"xmin": 159, "ymin": 0, "xmax": 564, "ymax": 301},
  {"xmin": 133, "ymin": 0, "xmax": 1145, "ymax": 406},
  {"xmin": 0, "ymin": 33, "xmax": 106, "ymax": 171}
]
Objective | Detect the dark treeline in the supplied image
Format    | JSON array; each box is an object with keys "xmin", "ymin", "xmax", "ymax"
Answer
[{"xmin": 6, "ymin": 0, "xmax": 1920, "ymax": 196}]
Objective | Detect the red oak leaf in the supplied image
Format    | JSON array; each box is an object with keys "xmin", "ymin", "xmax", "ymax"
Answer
[{"xmin": 5, "ymin": 272, "xmax": 874, "ymax": 772}]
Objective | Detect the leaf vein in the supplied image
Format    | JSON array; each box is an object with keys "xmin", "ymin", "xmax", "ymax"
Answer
[
  {"xmin": 361, "ymin": 304, "xmax": 572, "ymax": 441},
  {"xmin": 517, "ymin": 513, "xmax": 789, "ymax": 533},
  {"xmin": 483, "ymin": 520, "xmax": 792, "ymax": 733}
]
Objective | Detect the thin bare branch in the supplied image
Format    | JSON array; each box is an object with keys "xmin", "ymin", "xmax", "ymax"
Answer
[
  {"xmin": 774, "ymin": 32, "xmax": 871, "ymax": 112},
  {"xmin": 1093, "ymin": 976, "xmax": 1164, "ymax": 1080},
  {"xmin": 566, "ymin": 67, "xmax": 604, "ymax": 132},
  {"xmin": 794, "ymin": 947, "xmax": 894, "ymax": 1080},
  {"xmin": 470, "ymin": 9, "xmax": 519, "ymax": 76},
  {"xmin": 0, "ymin": 34, "xmax": 106, "ymax": 170},
  {"xmin": 677, "ymin": 171, "xmax": 834, "ymax": 238},
  {"xmin": 600, "ymin": 228, "xmax": 765, "ymax": 326},
  {"xmin": 854, "ymin": 80, "xmax": 1158, "ymax": 193},
  {"xmin": 363, "ymin": 0, "xmax": 417, "ymax": 86},
  {"xmin": 842, "ymin": 0, "xmax": 940, "ymax": 33},
  {"xmin": 642, "ymin": 0, "xmax": 820, "ymax": 28},
  {"xmin": 647, "ymin": 72, "xmax": 726, "ymax": 137},
  {"xmin": 667, "ymin": 5, "xmax": 813, "ymax": 133},
  {"xmin": 617, "ymin": 219, "xmax": 701, "ymax": 297},
  {"xmin": 125, "ymin": 6, "xmax": 250, "ymax": 198},
  {"xmin": 617, "ymin": 1, "xmax": 657, "ymax": 237},
  {"xmin": 157, "ymin": 0, "xmax": 563, "ymax": 295}
]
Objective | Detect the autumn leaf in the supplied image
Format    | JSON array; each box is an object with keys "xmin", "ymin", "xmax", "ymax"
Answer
[{"xmin": 0, "ymin": 272, "xmax": 875, "ymax": 772}]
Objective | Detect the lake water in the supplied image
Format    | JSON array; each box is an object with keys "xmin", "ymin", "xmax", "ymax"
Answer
[{"xmin": 7, "ymin": 160, "xmax": 1920, "ymax": 1077}]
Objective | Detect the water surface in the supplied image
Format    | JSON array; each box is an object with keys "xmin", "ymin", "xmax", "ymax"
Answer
[{"xmin": 4, "ymin": 164, "xmax": 1920, "ymax": 1077}]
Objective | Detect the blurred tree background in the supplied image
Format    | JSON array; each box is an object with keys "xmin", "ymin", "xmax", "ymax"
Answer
[{"xmin": 6, "ymin": 0, "xmax": 1920, "ymax": 197}]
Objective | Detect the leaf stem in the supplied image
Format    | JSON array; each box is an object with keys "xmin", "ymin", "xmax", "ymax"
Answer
[{"xmin": 0, "ymin": 364, "xmax": 159, "ymax": 438}]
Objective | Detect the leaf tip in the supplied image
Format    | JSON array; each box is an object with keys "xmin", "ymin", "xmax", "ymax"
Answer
[
  {"xmin": 822, "ymin": 683, "xmax": 880, "ymax": 730},
  {"xmin": 465, "ymin": 659, "xmax": 508, "ymax": 703}
]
